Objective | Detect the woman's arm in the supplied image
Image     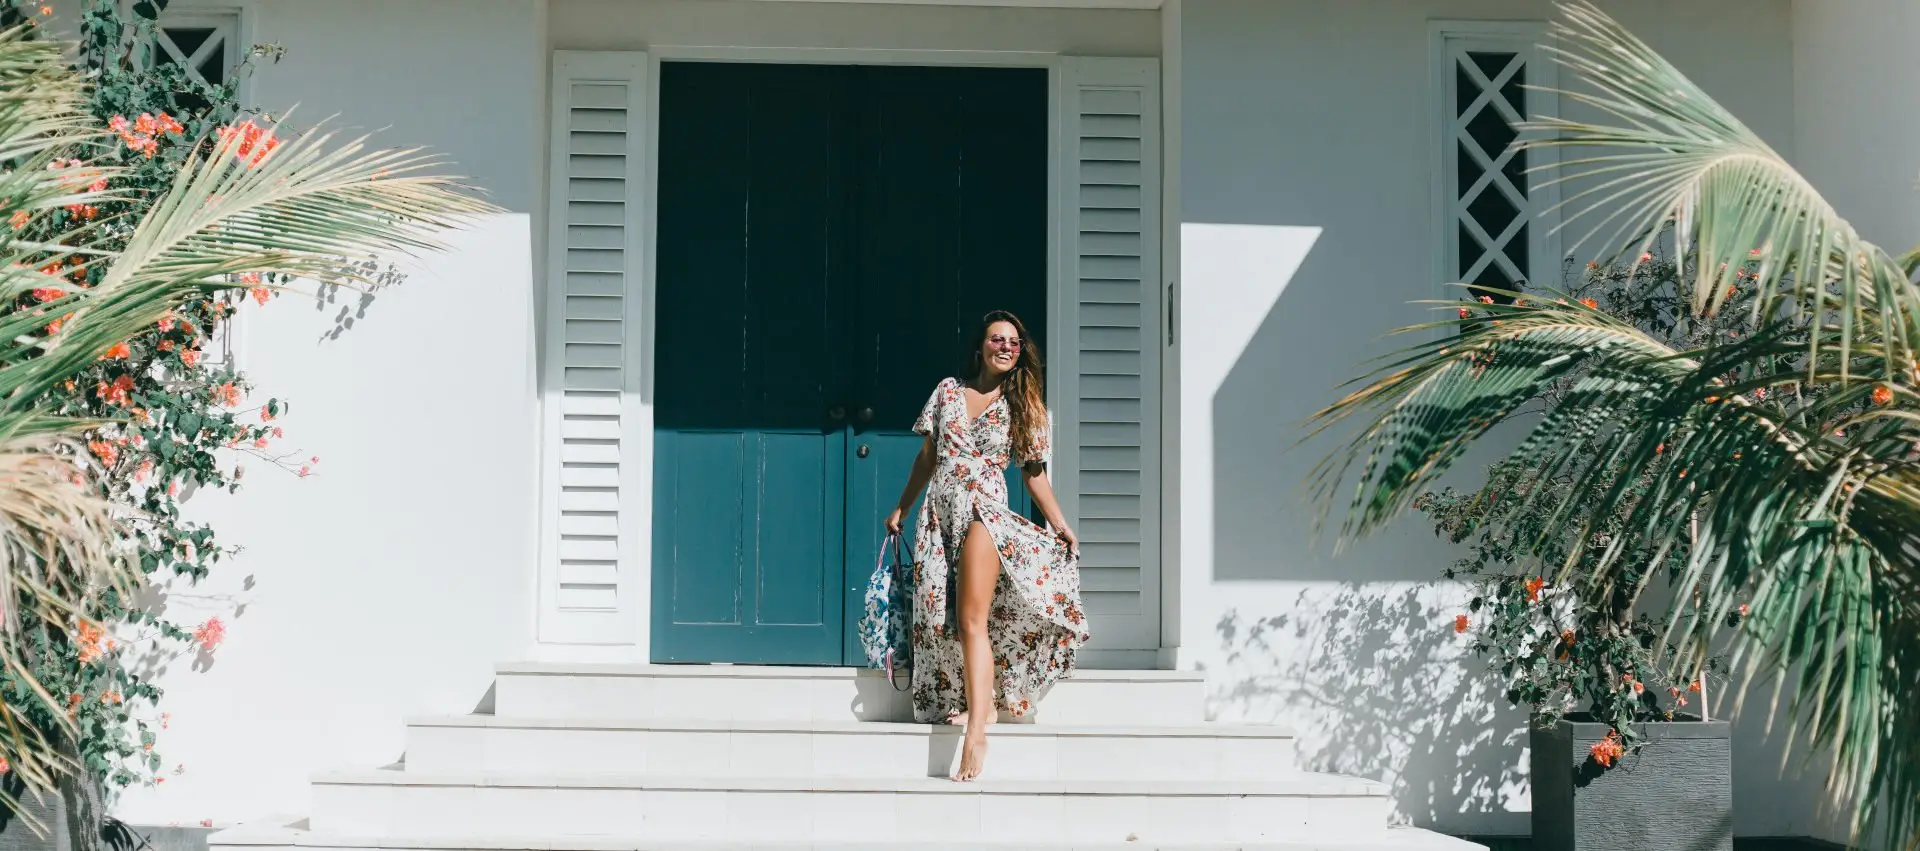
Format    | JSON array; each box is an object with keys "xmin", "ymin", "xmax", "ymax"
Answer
[
  {"xmin": 883, "ymin": 436, "xmax": 937, "ymax": 534},
  {"xmin": 1021, "ymin": 461, "xmax": 1078, "ymax": 555}
]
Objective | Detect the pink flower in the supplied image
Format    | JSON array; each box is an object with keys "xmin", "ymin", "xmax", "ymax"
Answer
[{"xmin": 193, "ymin": 618, "xmax": 226, "ymax": 651}]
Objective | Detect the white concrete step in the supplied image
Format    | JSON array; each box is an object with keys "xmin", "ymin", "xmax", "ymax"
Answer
[
  {"xmin": 404, "ymin": 715, "xmax": 1298, "ymax": 780},
  {"xmin": 493, "ymin": 662, "xmax": 1207, "ymax": 727},
  {"xmin": 308, "ymin": 769, "xmax": 1409, "ymax": 844},
  {"xmin": 213, "ymin": 820, "xmax": 1485, "ymax": 851},
  {"xmin": 213, "ymin": 819, "xmax": 1485, "ymax": 851}
]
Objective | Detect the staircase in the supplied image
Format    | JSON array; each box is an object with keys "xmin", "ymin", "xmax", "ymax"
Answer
[{"xmin": 209, "ymin": 662, "xmax": 1481, "ymax": 850}]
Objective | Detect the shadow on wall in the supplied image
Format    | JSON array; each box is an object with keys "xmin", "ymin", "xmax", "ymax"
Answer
[{"xmin": 1208, "ymin": 585, "xmax": 1530, "ymax": 830}]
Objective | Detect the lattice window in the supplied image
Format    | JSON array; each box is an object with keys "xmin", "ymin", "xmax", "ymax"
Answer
[
  {"xmin": 153, "ymin": 10, "xmax": 240, "ymax": 112},
  {"xmin": 1433, "ymin": 23, "xmax": 1558, "ymax": 302}
]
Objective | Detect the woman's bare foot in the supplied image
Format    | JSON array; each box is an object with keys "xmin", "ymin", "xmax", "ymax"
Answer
[
  {"xmin": 951, "ymin": 709, "xmax": 997, "ymax": 781},
  {"xmin": 952, "ymin": 725, "xmax": 989, "ymax": 781}
]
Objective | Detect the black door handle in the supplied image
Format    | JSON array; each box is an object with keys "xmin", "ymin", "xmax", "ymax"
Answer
[
  {"xmin": 828, "ymin": 405, "xmax": 846, "ymax": 421},
  {"xmin": 857, "ymin": 444, "xmax": 870, "ymax": 458}
]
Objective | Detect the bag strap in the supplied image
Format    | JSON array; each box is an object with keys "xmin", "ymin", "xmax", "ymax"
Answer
[{"xmin": 877, "ymin": 533, "xmax": 898, "ymax": 577}]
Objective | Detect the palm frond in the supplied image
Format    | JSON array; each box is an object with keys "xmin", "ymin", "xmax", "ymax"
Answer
[{"xmin": 1527, "ymin": 3, "xmax": 1920, "ymax": 380}]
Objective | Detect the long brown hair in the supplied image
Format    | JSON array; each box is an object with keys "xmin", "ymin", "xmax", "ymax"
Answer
[{"xmin": 967, "ymin": 310, "xmax": 1047, "ymax": 464}]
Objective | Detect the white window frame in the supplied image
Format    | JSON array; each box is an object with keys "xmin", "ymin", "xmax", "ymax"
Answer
[{"xmin": 1430, "ymin": 20, "xmax": 1561, "ymax": 302}]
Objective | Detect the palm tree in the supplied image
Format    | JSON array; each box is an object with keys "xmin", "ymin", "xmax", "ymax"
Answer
[
  {"xmin": 0, "ymin": 25, "xmax": 489, "ymax": 824},
  {"xmin": 1310, "ymin": 2, "xmax": 1920, "ymax": 845}
]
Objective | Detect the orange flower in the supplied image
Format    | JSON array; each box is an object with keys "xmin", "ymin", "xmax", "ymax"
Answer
[
  {"xmin": 1477, "ymin": 295, "xmax": 1494, "ymax": 305},
  {"xmin": 103, "ymin": 691, "xmax": 122, "ymax": 705},
  {"xmin": 1525, "ymin": 577, "xmax": 1546, "ymax": 602},
  {"xmin": 1457, "ymin": 307, "xmax": 1471, "ymax": 320},
  {"xmin": 1578, "ymin": 297, "xmax": 1597, "ymax": 309},
  {"xmin": 31, "ymin": 287, "xmax": 65, "ymax": 302},
  {"xmin": 1872, "ymin": 385, "xmax": 1894, "ymax": 405},
  {"xmin": 1738, "ymin": 603, "xmax": 1750, "ymax": 617},
  {"xmin": 250, "ymin": 286, "xmax": 271, "ymax": 306},
  {"xmin": 215, "ymin": 383, "xmax": 241, "ymax": 406},
  {"xmin": 1453, "ymin": 614, "xmax": 1470, "ymax": 634},
  {"xmin": 45, "ymin": 315, "xmax": 65, "ymax": 335},
  {"xmin": 1589, "ymin": 730, "xmax": 1625, "ymax": 768},
  {"xmin": 101, "ymin": 342, "xmax": 131, "ymax": 360},
  {"xmin": 1639, "ymin": 252, "xmax": 1654, "ymax": 263},
  {"xmin": 1688, "ymin": 680, "xmax": 1703, "ymax": 694},
  {"xmin": 182, "ymin": 348, "xmax": 201, "ymax": 367},
  {"xmin": 1631, "ymin": 679, "xmax": 1645, "ymax": 695},
  {"xmin": 8, "ymin": 210, "xmax": 28, "ymax": 229},
  {"xmin": 0, "ymin": 756, "xmax": 9, "ymax": 774},
  {"xmin": 1560, "ymin": 629, "xmax": 1575, "ymax": 646}
]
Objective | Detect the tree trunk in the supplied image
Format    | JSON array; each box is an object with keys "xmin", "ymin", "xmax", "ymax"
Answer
[{"xmin": 53, "ymin": 737, "xmax": 99, "ymax": 851}]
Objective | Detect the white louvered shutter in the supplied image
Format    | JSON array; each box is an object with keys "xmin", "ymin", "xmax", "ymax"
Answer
[
  {"xmin": 1056, "ymin": 57, "xmax": 1163, "ymax": 656},
  {"xmin": 538, "ymin": 51, "xmax": 648, "ymax": 646}
]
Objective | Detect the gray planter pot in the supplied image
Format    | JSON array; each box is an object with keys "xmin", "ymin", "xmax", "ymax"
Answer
[{"xmin": 1530, "ymin": 716, "xmax": 1732, "ymax": 851}]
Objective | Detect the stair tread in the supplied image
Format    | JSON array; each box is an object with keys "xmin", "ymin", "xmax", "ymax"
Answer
[
  {"xmin": 214, "ymin": 822, "xmax": 1483, "ymax": 851},
  {"xmin": 316, "ymin": 767, "xmax": 1388, "ymax": 796},
  {"xmin": 409, "ymin": 714, "xmax": 1295, "ymax": 738},
  {"xmin": 496, "ymin": 662, "xmax": 1205, "ymax": 683}
]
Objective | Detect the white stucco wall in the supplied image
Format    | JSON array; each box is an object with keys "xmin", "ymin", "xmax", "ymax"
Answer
[
  {"xmin": 549, "ymin": 0, "xmax": 1159, "ymax": 56},
  {"xmin": 1173, "ymin": 0, "xmax": 1829, "ymax": 838},
  {"xmin": 101, "ymin": 0, "xmax": 548, "ymax": 827}
]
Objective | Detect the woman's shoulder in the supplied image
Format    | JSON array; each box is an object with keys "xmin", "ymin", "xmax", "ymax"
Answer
[{"xmin": 933, "ymin": 376, "xmax": 960, "ymax": 392}]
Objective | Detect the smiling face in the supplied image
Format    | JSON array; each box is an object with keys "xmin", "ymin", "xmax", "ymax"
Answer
[{"xmin": 978, "ymin": 320, "xmax": 1022, "ymax": 379}]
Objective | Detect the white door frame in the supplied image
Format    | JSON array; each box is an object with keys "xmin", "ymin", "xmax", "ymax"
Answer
[{"xmin": 536, "ymin": 42, "xmax": 1165, "ymax": 667}]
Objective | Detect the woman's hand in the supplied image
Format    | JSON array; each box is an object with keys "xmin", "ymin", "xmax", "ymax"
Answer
[
  {"xmin": 884, "ymin": 507, "xmax": 906, "ymax": 536},
  {"xmin": 1054, "ymin": 524, "xmax": 1079, "ymax": 556}
]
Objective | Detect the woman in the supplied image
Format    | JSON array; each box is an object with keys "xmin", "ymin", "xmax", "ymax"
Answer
[{"xmin": 883, "ymin": 310, "xmax": 1090, "ymax": 782}]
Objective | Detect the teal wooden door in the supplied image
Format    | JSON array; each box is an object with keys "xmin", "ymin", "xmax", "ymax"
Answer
[{"xmin": 653, "ymin": 63, "xmax": 1046, "ymax": 665}]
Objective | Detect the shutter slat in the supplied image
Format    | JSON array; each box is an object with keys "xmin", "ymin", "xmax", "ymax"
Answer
[
  {"xmin": 559, "ymin": 537, "xmax": 619, "ymax": 562},
  {"xmin": 569, "ymin": 177, "xmax": 625, "ymax": 202},
  {"xmin": 562, "ymin": 440, "xmax": 619, "ymax": 464},
  {"xmin": 566, "ymin": 295, "xmax": 624, "ymax": 320},
  {"xmin": 567, "ymin": 224, "xmax": 624, "ymax": 249},
  {"xmin": 562, "ymin": 416, "xmax": 622, "ymax": 440},
  {"xmin": 564, "ymin": 366, "xmax": 622, "ymax": 391},
  {"xmin": 565, "ymin": 319, "xmax": 623, "ymax": 346},
  {"xmin": 1078, "ymin": 255, "xmax": 1141, "ymax": 279},
  {"xmin": 559, "ymin": 512, "xmax": 619, "ymax": 537},
  {"xmin": 567, "ymin": 271, "xmax": 624, "ymax": 297},
  {"xmin": 568, "ymin": 155, "xmax": 627, "ymax": 181},
  {"xmin": 559, "ymin": 561, "xmax": 619, "ymax": 587},
  {"xmin": 568, "ymin": 201, "xmax": 625, "ymax": 227},
  {"xmin": 561, "ymin": 464, "xmax": 621, "ymax": 488},
  {"xmin": 565, "ymin": 343, "xmax": 623, "ymax": 369},
  {"xmin": 560, "ymin": 488, "xmax": 620, "ymax": 513},
  {"xmin": 556, "ymin": 585, "xmax": 619, "ymax": 610}
]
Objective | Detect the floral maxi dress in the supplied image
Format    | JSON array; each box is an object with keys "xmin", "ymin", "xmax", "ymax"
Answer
[{"xmin": 908, "ymin": 377, "xmax": 1090, "ymax": 722}]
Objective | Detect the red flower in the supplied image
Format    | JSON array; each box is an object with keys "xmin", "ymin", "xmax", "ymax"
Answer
[
  {"xmin": 1458, "ymin": 307, "xmax": 1471, "ymax": 320},
  {"xmin": 31, "ymin": 287, "xmax": 65, "ymax": 302},
  {"xmin": 1525, "ymin": 577, "xmax": 1546, "ymax": 602},
  {"xmin": 101, "ymin": 342, "xmax": 131, "ymax": 360},
  {"xmin": 218, "ymin": 121, "xmax": 281, "ymax": 167},
  {"xmin": 1630, "ymin": 679, "xmax": 1645, "ymax": 695},
  {"xmin": 1453, "ymin": 614, "xmax": 1470, "ymax": 634},
  {"xmin": 1872, "ymin": 385, "xmax": 1894, "ymax": 405},
  {"xmin": 215, "ymin": 383, "xmax": 242, "ymax": 407},
  {"xmin": 1688, "ymin": 680, "xmax": 1703, "ymax": 694},
  {"xmin": 8, "ymin": 210, "xmax": 27, "ymax": 230}
]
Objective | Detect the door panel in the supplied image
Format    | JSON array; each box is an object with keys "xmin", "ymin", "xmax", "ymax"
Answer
[
  {"xmin": 652, "ymin": 63, "xmax": 849, "ymax": 663},
  {"xmin": 654, "ymin": 62, "xmax": 1048, "ymax": 666},
  {"xmin": 840, "ymin": 67, "xmax": 1050, "ymax": 664}
]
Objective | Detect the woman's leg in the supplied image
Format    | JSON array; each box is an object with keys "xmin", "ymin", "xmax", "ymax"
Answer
[{"xmin": 952, "ymin": 520, "xmax": 999, "ymax": 781}]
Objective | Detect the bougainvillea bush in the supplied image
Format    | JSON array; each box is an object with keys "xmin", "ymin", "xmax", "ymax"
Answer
[
  {"xmin": 0, "ymin": 1, "xmax": 487, "ymax": 839},
  {"xmin": 1413, "ymin": 249, "xmax": 1863, "ymax": 768}
]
